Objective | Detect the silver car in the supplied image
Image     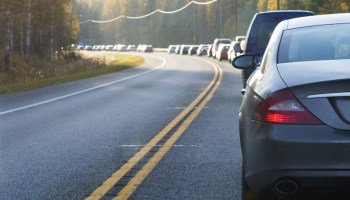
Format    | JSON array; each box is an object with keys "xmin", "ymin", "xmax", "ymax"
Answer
[{"xmin": 233, "ymin": 13, "xmax": 350, "ymax": 199}]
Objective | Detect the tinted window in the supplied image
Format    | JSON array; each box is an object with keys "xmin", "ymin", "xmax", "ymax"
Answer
[
  {"xmin": 256, "ymin": 21, "xmax": 280, "ymax": 49},
  {"xmin": 278, "ymin": 24, "xmax": 350, "ymax": 63}
]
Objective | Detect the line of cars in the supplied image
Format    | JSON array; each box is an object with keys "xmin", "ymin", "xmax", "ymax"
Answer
[
  {"xmin": 167, "ymin": 36, "xmax": 246, "ymax": 62},
  {"xmin": 75, "ymin": 44, "xmax": 153, "ymax": 52},
  {"xmin": 231, "ymin": 10, "xmax": 350, "ymax": 200}
]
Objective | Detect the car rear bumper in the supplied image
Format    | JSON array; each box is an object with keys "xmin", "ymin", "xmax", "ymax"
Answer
[{"xmin": 241, "ymin": 122, "xmax": 350, "ymax": 191}]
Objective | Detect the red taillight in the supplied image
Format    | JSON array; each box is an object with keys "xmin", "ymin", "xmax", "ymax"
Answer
[{"xmin": 254, "ymin": 89, "xmax": 323, "ymax": 124}]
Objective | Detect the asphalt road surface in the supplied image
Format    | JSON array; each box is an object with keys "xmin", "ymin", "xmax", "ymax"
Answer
[{"xmin": 0, "ymin": 52, "xmax": 243, "ymax": 200}]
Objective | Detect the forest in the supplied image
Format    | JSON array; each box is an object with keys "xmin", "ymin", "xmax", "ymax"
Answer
[
  {"xmin": 76, "ymin": 0, "xmax": 350, "ymax": 48},
  {"xmin": 1, "ymin": 0, "xmax": 350, "ymax": 73},
  {"xmin": 0, "ymin": 0, "xmax": 79, "ymax": 72}
]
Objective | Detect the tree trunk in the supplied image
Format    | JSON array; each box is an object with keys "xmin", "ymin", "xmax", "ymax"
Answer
[
  {"xmin": 20, "ymin": 25, "xmax": 24, "ymax": 56},
  {"xmin": 50, "ymin": 1, "xmax": 54, "ymax": 62},
  {"xmin": 9, "ymin": 11, "xmax": 14, "ymax": 50},
  {"xmin": 39, "ymin": 28, "xmax": 43, "ymax": 58},
  {"xmin": 3, "ymin": 5, "xmax": 11, "ymax": 72},
  {"xmin": 25, "ymin": 0, "xmax": 32, "ymax": 60}
]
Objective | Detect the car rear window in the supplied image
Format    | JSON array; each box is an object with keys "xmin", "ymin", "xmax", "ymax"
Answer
[
  {"xmin": 278, "ymin": 24, "xmax": 350, "ymax": 63},
  {"xmin": 256, "ymin": 21, "xmax": 280, "ymax": 49}
]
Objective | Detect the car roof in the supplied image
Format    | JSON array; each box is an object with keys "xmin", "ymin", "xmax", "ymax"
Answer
[
  {"xmin": 215, "ymin": 38, "xmax": 231, "ymax": 41},
  {"xmin": 256, "ymin": 10, "xmax": 313, "ymax": 17},
  {"xmin": 286, "ymin": 13, "xmax": 350, "ymax": 30}
]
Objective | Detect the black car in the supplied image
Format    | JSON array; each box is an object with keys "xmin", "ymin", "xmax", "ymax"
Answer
[
  {"xmin": 188, "ymin": 45, "xmax": 199, "ymax": 55},
  {"xmin": 233, "ymin": 13, "xmax": 350, "ymax": 199},
  {"xmin": 238, "ymin": 10, "xmax": 314, "ymax": 88},
  {"xmin": 144, "ymin": 46, "xmax": 153, "ymax": 52},
  {"xmin": 180, "ymin": 45, "xmax": 190, "ymax": 55}
]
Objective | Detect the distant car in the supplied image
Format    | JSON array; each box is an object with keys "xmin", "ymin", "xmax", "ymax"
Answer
[
  {"xmin": 238, "ymin": 10, "xmax": 314, "ymax": 88},
  {"xmin": 197, "ymin": 44, "xmax": 209, "ymax": 56},
  {"xmin": 144, "ymin": 46, "xmax": 153, "ymax": 52},
  {"xmin": 180, "ymin": 45, "xmax": 190, "ymax": 55},
  {"xmin": 207, "ymin": 45, "xmax": 213, "ymax": 57},
  {"xmin": 136, "ymin": 44, "xmax": 144, "ymax": 52},
  {"xmin": 216, "ymin": 44, "xmax": 230, "ymax": 61},
  {"xmin": 188, "ymin": 45, "xmax": 200, "ymax": 55},
  {"xmin": 112, "ymin": 45, "xmax": 117, "ymax": 51},
  {"xmin": 233, "ymin": 13, "xmax": 350, "ymax": 199},
  {"xmin": 119, "ymin": 45, "xmax": 127, "ymax": 52},
  {"xmin": 211, "ymin": 38, "xmax": 231, "ymax": 58},
  {"xmin": 175, "ymin": 45, "xmax": 182, "ymax": 54},
  {"xmin": 76, "ymin": 45, "xmax": 85, "ymax": 50},
  {"xmin": 227, "ymin": 41, "xmax": 236, "ymax": 62},
  {"xmin": 167, "ymin": 45, "xmax": 176, "ymax": 54},
  {"xmin": 235, "ymin": 35, "xmax": 245, "ymax": 43},
  {"xmin": 84, "ymin": 45, "xmax": 93, "ymax": 51},
  {"xmin": 127, "ymin": 45, "xmax": 137, "ymax": 51},
  {"xmin": 229, "ymin": 40, "xmax": 245, "ymax": 62},
  {"xmin": 105, "ymin": 45, "xmax": 114, "ymax": 51}
]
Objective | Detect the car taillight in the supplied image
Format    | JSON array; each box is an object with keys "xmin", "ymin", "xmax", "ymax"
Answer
[{"xmin": 254, "ymin": 89, "xmax": 323, "ymax": 124}]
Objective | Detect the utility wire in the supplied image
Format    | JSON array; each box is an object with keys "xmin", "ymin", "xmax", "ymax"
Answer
[{"xmin": 80, "ymin": 0, "xmax": 217, "ymax": 24}]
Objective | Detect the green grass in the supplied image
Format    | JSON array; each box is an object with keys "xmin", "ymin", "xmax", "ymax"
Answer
[{"xmin": 0, "ymin": 52, "xmax": 144, "ymax": 95}]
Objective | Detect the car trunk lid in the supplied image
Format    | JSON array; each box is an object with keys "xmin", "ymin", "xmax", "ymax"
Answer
[{"xmin": 277, "ymin": 60, "xmax": 350, "ymax": 130}]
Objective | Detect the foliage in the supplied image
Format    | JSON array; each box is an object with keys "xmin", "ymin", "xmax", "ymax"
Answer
[
  {"xmin": 0, "ymin": 0, "xmax": 79, "ymax": 72},
  {"xmin": 258, "ymin": 0, "xmax": 350, "ymax": 13},
  {"xmin": 76, "ymin": 0, "xmax": 259, "ymax": 47},
  {"xmin": 0, "ymin": 52, "xmax": 144, "ymax": 94},
  {"xmin": 76, "ymin": 0, "xmax": 349, "ymax": 48}
]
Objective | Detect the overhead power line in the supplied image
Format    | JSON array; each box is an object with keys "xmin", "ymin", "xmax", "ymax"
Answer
[{"xmin": 80, "ymin": 0, "xmax": 218, "ymax": 24}]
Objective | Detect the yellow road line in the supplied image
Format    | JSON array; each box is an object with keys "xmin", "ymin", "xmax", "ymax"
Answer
[
  {"xmin": 114, "ymin": 62, "xmax": 222, "ymax": 200},
  {"xmin": 86, "ymin": 60, "xmax": 220, "ymax": 200}
]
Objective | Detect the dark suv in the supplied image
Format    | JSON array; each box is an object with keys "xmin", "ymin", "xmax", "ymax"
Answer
[{"xmin": 237, "ymin": 10, "xmax": 314, "ymax": 88}]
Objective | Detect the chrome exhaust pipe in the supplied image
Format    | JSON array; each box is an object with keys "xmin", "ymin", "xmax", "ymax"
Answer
[{"xmin": 274, "ymin": 179, "xmax": 299, "ymax": 195}]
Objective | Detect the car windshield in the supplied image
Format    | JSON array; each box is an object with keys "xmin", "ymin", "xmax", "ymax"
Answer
[{"xmin": 278, "ymin": 24, "xmax": 350, "ymax": 63}]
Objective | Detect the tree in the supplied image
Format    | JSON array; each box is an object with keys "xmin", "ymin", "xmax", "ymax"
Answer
[
  {"xmin": 25, "ymin": 0, "xmax": 31, "ymax": 60},
  {"xmin": 3, "ymin": 1, "xmax": 12, "ymax": 72}
]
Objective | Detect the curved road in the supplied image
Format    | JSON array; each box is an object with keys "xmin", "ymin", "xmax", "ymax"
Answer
[{"xmin": 0, "ymin": 52, "xmax": 243, "ymax": 200}]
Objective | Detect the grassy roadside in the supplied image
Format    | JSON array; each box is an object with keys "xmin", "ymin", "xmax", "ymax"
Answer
[{"xmin": 0, "ymin": 52, "xmax": 144, "ymax": 95}]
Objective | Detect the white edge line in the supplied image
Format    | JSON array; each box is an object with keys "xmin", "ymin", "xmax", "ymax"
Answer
[{"xmin": 0, "ymin": 55, "xmax": 166, "ymax": 116}]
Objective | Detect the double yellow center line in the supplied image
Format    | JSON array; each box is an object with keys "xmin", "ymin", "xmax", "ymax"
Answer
[{"xmin": 86, "ymin": 59, "xmax": 222, "ymax": 200}]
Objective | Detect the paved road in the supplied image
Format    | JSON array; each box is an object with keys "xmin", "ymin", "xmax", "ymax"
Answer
[{"xmin": 0, "ymin": 52, "xmax": 244, "ymax": 200}]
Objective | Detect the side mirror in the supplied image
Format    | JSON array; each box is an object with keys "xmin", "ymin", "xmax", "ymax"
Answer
[{"xmin": 232, "ymin": 54, "xmax": 255, "ymax": 69}]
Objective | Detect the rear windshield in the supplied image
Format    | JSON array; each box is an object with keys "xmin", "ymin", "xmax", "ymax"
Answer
[
  {"xmin": 256, "ymin": 21, "xmax": 280, "ymax": 49},
  {"xmin": 278, "ymin": 24, "xmax": 350, "ymax": 63}
]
